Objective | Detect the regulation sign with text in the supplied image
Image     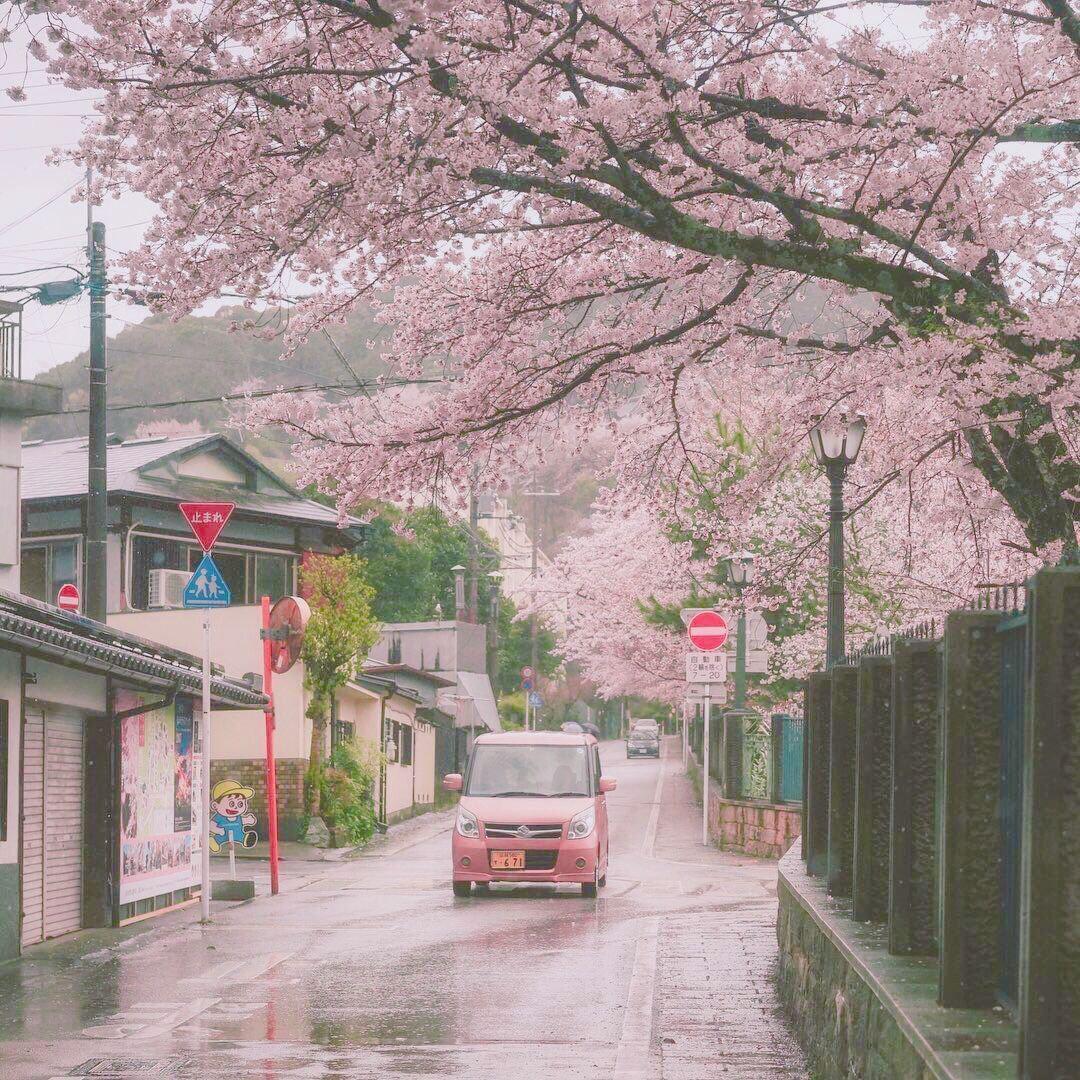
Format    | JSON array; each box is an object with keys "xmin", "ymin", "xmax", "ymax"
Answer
[
  {"xmin": 685, "ymin": 682, "xmax": 729, "ymax": 706},
  {"xmin": 179, "ymin": 501, "xmax": 235, "ymax": 551},
  {"xmin": 686, "ymin": 650, "xmax": 728, "ymax": 684}
]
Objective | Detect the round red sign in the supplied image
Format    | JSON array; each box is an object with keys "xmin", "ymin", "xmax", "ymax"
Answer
[
  {"xmin": 56, "ymin": 583, "xmax": 81, "ymax": 613},
  {"xmin": 687, "ymin": 610, "xmax": 729, "ymax": 652}
]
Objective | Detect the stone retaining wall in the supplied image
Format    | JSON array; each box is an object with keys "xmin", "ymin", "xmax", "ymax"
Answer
[
  {"xmin": 777, "ymin": 841, "xmax": 1018, "ymax": 1079},
  {"xmin": 688, "ymin": 752, "xmax": 801, "ymax": 858}
]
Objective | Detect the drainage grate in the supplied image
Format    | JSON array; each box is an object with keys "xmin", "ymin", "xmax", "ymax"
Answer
[{"xmin": 70, "ymin": 1060, "xmax": 178, "ymax": 1077}]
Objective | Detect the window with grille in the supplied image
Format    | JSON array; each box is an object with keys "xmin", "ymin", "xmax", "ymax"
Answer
[
  {"xmin": 20, "ymin": 539, "xmax": 79, "ymax": 605},
  {"xmin": 399, "ymin": 723, "xmax": 413, "ymax": 766}
]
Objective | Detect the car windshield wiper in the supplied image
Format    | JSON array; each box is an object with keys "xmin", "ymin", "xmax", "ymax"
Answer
[
  {"xmin": 486, "ymin": 790, "xmax": 544, "ymax": 797},
  {"xmin": 548, "ymin": 791, "xmax": 588, "ymax": 797}
]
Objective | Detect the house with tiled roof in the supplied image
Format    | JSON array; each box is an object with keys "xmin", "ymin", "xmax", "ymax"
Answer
[
  {"xmin": 18, "ymin": 431, "xmax": 376, "ymax": 840},
  {"xmin": 19, "ymin": 431, "xmax": 363, "ymax": 613}
]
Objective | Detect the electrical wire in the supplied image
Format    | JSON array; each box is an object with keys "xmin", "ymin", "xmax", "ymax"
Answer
[
  {"xmin": 0, "ymin": 94, "xmax": 103, "ymax": 110},
  {"xmin": 0, "ymin": 179, "xmax": 81, "ymax": 240},
  {"xmin": 0, "ymin": 264, "xmax": 82, "ymax": 278},
  {"xmin": 49, "ymin": 376, "xmax": 445, "ymax": 415}
]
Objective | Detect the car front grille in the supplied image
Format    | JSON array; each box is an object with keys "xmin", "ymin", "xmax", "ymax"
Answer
[{"xmin": 484, "ymin": 822, "xmax": 564, "ymax": 839}]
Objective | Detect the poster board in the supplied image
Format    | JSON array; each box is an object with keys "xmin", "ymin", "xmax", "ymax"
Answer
[{"xmin": 117, "ymin": 690, "xmax": 202, "ymax": 905}]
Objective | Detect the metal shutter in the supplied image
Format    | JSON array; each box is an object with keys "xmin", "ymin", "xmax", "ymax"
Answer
[
  {"xmin": 20, "ymin": 710, "xmax": 44, "ymax": 947},
  {"xmin": 42, "ymin": 712, "xmax": 84, "ymax": 939},
  {"xmin": 21, "ymin": 709, "xmax": 85, "ymax": 947}
]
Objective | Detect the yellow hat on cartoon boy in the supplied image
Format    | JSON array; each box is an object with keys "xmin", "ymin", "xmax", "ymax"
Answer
[{"xmin": 213, "ymin": 779, "xmax": 254, "ymax": 801}]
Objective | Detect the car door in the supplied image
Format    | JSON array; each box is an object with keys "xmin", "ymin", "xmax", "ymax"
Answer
[{"xmin": 592, "ymin": 744, "xmax": 609, "ymax": 859}]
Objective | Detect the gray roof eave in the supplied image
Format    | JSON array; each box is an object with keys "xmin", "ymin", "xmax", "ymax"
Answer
[{"xmin": 0, "ymin": 592, "xmax": 266, "ymax": 710}]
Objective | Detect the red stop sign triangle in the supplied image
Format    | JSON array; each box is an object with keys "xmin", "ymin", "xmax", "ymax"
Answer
[{"xmin": 179, "ymin": 502, "xmax": 235, "ymax": 551}]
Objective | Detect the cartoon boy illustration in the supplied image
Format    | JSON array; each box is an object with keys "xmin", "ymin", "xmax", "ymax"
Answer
[{"xmin": 209, "ymin": 779, "xmax": 258, "ymax": 853}]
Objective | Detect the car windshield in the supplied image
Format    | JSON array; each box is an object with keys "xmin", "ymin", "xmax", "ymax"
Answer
[
  {"xmin": 466, "ymin": 744, "xmax": 592, "ymax": 797},
  {"xmin": 630, "ymin": 730, "xmax": 656, "ymax": 741}
]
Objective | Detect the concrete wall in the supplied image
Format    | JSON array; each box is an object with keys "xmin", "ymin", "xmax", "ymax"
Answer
[
  {"xmin": 369, "ymin": 621, "xmax": 488, "ymax": 675},
  {"xmin": 111, "ymin": 607, "xmax": 309, "ymax": 760}
]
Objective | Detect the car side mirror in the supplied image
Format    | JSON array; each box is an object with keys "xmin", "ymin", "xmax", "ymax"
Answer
[
  {"xmin": 599, "ymin": 777, "xmax": 617, "ymax": 794},
  {"xmin": 442, "ymin": 773, "xmax": 463, "ymax": 791}
]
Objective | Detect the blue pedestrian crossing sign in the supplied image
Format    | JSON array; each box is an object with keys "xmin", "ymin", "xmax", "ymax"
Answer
[{"xmin": 183, "ymin": 554, "xmax": 231, "ymax": 608}]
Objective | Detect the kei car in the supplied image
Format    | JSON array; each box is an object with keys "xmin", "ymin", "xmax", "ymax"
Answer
[
  {"xmin": 442, "ymin": 731, "xmax": 616, "ymax": 898},
  {"xmin": 626, "ymin": 725, "xmax": 660, "ymax": 758}
]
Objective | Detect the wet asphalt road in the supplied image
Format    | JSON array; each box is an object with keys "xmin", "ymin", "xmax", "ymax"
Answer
[{"xmin": 0, "ymin": 740, "xmax": 808, "ymax": 1079}]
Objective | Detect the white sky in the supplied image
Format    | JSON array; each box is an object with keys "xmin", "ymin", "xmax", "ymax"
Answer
[{"xmin": 0, "ymin": 39, "xmax": 154, "ymax": 381}]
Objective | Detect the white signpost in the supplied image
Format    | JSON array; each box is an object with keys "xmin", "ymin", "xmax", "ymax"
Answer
[
  {"xmin": 680, "ymin": 608, "xmax": 730, "ymax": 846},
  {"xmin": 180, "ymin": 501, "xmax": 235, "ymax": 922}
]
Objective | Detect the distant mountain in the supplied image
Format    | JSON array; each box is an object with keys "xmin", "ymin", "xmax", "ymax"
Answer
[{"xmin": 27, "ymin": 303, "xmax": 392, "ymax": 443}]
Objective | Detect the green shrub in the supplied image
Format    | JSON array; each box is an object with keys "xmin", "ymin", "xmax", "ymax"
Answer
[{"xmin": 319, "ymin": 739, "xmax": 382, "ymax": 845}]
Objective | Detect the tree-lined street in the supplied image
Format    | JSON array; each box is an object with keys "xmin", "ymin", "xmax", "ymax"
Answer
[{"xmin": 0, "ymin": 741, "xmax": 804, "ymax": 1080}]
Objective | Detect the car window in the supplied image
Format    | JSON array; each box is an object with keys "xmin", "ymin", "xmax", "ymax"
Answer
[
  {"xmin": 593, "ymin": 746, "xmax": 602, "ymax": 780},
  {"xmin": 465, "ymin": 744, "xmax": 591, "ymax": 797}
]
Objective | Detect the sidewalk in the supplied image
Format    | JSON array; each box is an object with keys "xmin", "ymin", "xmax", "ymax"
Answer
[{"xmin": 654, "ymin": 749, "xmax": 808, "ymax": 1079}]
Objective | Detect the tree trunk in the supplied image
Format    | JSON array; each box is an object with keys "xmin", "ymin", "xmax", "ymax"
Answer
[{"xmin": 306, "ymin": 692, "xmax": 330, "ymax": 817}]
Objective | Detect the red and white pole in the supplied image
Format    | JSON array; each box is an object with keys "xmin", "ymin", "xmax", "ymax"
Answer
[{"xmin": 261, "ymin": 595, "xmax": 280, "ymax": 895}]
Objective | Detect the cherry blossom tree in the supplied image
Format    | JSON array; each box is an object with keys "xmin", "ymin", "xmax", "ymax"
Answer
[
  {"xmin": 525, "ymin": 507, "xmax": 693, "ymax": 701},
  {"xmin": 527, "ymin": 455, "xmax": 1042, "ymax": 701},
  {"xmin": 10, "ymin": 0, "xmax": 1079, "ymax": 567}
]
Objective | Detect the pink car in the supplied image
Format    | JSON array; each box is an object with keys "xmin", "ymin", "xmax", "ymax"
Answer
[{"xmin": 443, "ymin": 731, "xmax": 617, "ymax": 897}]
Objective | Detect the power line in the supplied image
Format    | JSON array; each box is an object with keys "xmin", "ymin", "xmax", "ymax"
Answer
[
  {"xmin": 0, "ymin": 179, "xmax": 81, "ymax": 239},
  {"xmin": 0, "ymin": 94, "xmax": 103, "ymax": 110},
  {"xmin": 48, "ymin": 376, "xmax": 444, "ymax": 415},
  {"xmin": 0, "ymin": 263, "xmax": 82, "ymax": 278}
]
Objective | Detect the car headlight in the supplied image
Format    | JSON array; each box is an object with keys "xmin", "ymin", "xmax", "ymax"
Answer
[
  {"xmin": 456, "ymin": 806, "xmax": 480, "ymax": 838},
  {"xmin": 567, "ymin": 805, "xmax": 595, "ymax": 840}
]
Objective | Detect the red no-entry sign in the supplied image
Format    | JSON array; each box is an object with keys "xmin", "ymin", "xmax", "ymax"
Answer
[
  {"xmin": 687, "ymin": 610, "xmax": 729, "ymax": 652},
  {"xmin": 56, "ymin": 583, "xmax": 80, "ymax": 613},
  {"xmin": 179, "ymin": 501, "xmax": 235, "ymax": 551}
]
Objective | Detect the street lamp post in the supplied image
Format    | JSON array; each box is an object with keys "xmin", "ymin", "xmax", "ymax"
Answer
[
  {"xmin": 726, "ymin": 553, "xmax": 755, "ymax": 710},
  {"xmin": 487, "ymin": 570, "xmax": 503, "ymax": 689},
  {"xmin": 809, "ymin": 415, "xmax": 867, "ymax": 668}
]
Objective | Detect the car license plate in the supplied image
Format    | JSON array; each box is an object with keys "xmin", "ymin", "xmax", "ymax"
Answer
[{"xmin": 490, "ymin": 850, "xmax": 525, "ymax": 870}]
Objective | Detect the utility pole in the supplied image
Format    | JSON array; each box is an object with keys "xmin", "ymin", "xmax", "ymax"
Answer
[
  {"xmin": 86, "ymin": 205, "xmax": 108, "ymax": 624},
  {"xmin": 467, "ymin": 486, "xmax": 479, "ymax": 623}
]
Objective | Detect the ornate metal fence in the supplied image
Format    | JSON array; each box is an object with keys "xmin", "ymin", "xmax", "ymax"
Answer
[{"xmin": 774, "ymin": 714, "xmax": 805, "ymax": 804}]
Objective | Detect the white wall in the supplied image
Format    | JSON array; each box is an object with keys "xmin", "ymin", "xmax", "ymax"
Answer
[
  {"xmin": 111, "ymin": 607, "xmax": 309, "ymax": 761},
  {"xmin": 413, "ymin": 721, "xmax": 436, "ymax": 807},
  {"xmin": 24, "ymin": 659, "xmax": 107, "ymax": 713},
  {"xmin": 385, "ymin": 698, "xmax": 418, "ymax": 819},
  {"xmin": 0, "ymin": 412, "xmax": 22, "ymax": 592}
]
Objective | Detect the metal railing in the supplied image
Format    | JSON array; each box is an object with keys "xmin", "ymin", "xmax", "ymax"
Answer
[{"xmin": 1, "ymin": 301, "xmax": 22, "ymax": 380}]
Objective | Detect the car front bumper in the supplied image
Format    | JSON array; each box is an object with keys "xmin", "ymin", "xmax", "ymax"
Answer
[{"xmin": 451, "ymin": 831, "xmax": 599, "ymax": 884}]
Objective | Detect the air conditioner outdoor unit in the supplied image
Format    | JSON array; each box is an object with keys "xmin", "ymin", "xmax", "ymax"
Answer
[{"xmin": 148, "ymin": 568, "xmax": 190, "ymax": 609}]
